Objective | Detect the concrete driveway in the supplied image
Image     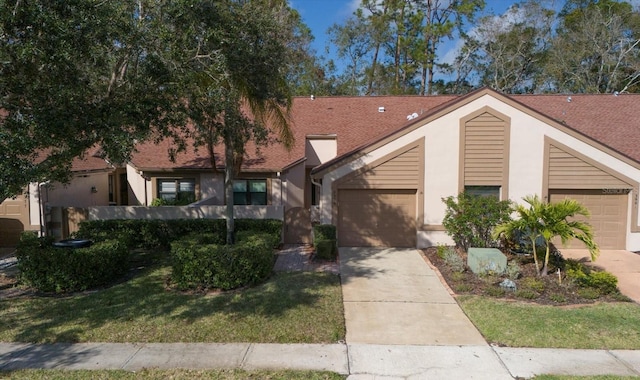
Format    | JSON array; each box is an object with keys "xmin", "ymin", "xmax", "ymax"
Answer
[
  {"xmin": 561, "ymin": 249, "xmax": 640, "ymax": 303},
  {"xmin": 339, "ymin": 247, "xmax": 487, "ymax": 346}
]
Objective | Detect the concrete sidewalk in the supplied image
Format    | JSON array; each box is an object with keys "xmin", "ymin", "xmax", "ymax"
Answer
[{"xmin": 1, "ymin": 342, "xmax": 640, "ymax": 379}]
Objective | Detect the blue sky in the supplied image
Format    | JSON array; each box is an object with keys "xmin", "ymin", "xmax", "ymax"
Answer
[
  {"xmin": 289, "ymin": 0, "xmax": 522, "ymax": 63},
  {"xmin": 289, "ymin": 0, "xmax": 640, "ymax": 78}
]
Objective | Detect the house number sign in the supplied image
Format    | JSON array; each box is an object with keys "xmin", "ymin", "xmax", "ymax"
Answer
[{"xmin": 602, "ymin": 188, "xmax": 630, "ymax": 194}]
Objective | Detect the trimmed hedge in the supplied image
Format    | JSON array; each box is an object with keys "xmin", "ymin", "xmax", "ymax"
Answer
[
  {"xmin": 171, "ymin": 233, "xmax": 276, "ymax": 290},
  {"xmin": 16, "ymin": 233, "xmax": 129, "ymax": 293},
  {"xmin": 313, "ymin": 224, "xmax": 337, "ymax": 261},
  {"xmin": 74, "ymin": 219, "xmax": 282, "ymax": 250}
]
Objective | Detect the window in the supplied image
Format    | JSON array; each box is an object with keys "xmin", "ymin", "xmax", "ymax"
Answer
[
  {"xmin": 464, "ymin": 186, "xmax": 500, "ymax": 198},
  {"xmin": 157, "ymin": 178, "xmax": 196, "ymax": 203},
  {"xmin": 233, "ymin": 179, "xmax": 267, "ymax": 205}
]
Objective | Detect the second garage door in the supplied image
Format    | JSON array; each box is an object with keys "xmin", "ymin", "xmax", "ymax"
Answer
[
  {"xmin": 0, "ymin": 194, "xmax": 30, "ymax": 247},
  {"xmin": 338, "ymin": 189, "xmax": 416, "ymax": 247},
  {"xmin": 549, "ymin": 189, "xmax": 628, "ymax": 250}
]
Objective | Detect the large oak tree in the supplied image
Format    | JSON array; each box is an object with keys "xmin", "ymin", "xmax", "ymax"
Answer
[{"xmin": 0, "ymin": 0, "xmax": 181, "ymax": 202}]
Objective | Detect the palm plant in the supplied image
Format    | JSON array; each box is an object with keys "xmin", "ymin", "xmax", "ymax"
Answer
[{"xmin": 494, "ymin": 195, "xmax": 599, "ymax": 276}]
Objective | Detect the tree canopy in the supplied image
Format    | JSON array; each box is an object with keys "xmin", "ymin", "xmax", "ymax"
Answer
[
  {"xmin": 323, "ymin": 0, "xmax": 640, "ymax": 95},
  {"xmin": 0, "ymin": 0, "xmax": 305, "ymax": 207},
  {"xmin": 0, "ymin": 0, "xmax": 181, "ymax": 201}
]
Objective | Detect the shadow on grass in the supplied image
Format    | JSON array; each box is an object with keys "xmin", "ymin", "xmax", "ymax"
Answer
[{"xmin": 1, "ymin": 250, "xmax": 343, "ymax": 344}]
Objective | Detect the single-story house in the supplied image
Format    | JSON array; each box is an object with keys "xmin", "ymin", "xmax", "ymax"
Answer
[{"xmin": 2, "ymin": 88, "xmax": 640, "ymax": 250}]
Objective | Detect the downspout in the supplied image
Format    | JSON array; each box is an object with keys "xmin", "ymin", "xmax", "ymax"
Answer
[{"xmin": 310, "ymin": 176, "xmax": 322, "ymax": 191}]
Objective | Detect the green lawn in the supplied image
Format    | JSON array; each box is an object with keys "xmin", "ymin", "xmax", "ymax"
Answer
[
  {"xmin": 459, "ymin": 295, "xmax": 640, "ymax": 349},
  {"xmin": 0, "ymin": 263, "xmax": 345, "ymax": 344},
  {"xmin": 533, "ymin": 376, "xmax": 640, "ymax": 380},
  {"xmin": 0, "ymin": 369, "xmax": 345, "ymax": 380}
]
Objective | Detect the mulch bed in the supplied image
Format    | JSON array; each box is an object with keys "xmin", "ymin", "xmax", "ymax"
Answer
[{"xmin": 422, "ymin": 246, "xmax": 630, "ymax": 305}]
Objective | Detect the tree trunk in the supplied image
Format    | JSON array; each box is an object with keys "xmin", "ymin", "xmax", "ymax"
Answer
[
  {"xmin": 224, "ymin": 138, "xmax": 235, "ymax": 245},
  {"xmin": 367, "ymin": 43, "xmax": 380, "ymax": 95}
]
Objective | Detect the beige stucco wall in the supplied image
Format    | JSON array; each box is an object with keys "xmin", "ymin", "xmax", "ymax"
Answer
[
  {"xmin": 306, "ymin": 137, "xmax": 337, "ymax": 167},
  {"xmin": 46, "ymin": 172, "xmax": 110, "ymax": 208},
  {"xmin": 200, "ymin": 172, "xmax": 224, "ymax": 204},
  {"xmin": 319, "ymin": 93, "xmax": 640, "ymax": 250},
  {"xmin": 126, "ymin": 165, "xmax": 150, "ymax": 206},
  {"xmin": 283, "ymin": 161, "xmax": 305, "ymax": 209},
  {"xmin": 28, "ymin": 183, "xmax": 41, "ymax": 228}
]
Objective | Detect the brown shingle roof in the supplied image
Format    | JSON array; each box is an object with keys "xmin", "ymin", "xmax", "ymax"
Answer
[
  {"xmin": 129, "ymin": 95, "xmax": 457, "ymax": 171},
  {"xmin": 514, "ymin": 93, "xmax": 640, "ymax": 164},
  {"xmin": 128, "ymin": 91, "xmax": 640, "ymax": 172}
]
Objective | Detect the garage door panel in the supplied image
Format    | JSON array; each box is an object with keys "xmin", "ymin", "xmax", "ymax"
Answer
[
  {"xmin": 338, "ymin": 189, "xmax": 416, "ymax": 247},
  {"xmin": 549, "ymin": 190, "xmax": 627, "ymax": 250},
  {"xmin": 0, "ymin": 195, "xmax": 30, "ymax": 246}
]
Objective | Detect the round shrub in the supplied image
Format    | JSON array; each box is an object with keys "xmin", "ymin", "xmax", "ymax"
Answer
[
  {"xmin": 171, "ymin": 233, "xmax": 276, "ymax": 290},
  {"xmin": 16, "ymin": 233, "xmax": 129, "ymax": 293},
  {"xmin": 586, "ymin": 271, "xmax": 618, "ymax": 295}
]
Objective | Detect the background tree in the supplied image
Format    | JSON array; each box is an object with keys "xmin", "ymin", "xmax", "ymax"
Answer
[
  {"xmin": 459, "ymin": 0, "xmax": 554, "ymax": 93},
  {"xmin": 0, "ymin": 0, "xmax": 180, "ymax": 203},
  {"xmin": 415, "ymin": 0, "xmax": 485, "ymax": 95},
  {"xmin": 160, "ymin": 0, "xmax": 296, "ymax": 244},
  {"xmin": 328, "ymin": 13, "xmax": 373, "ymax": 95},
  {"xmin": 545, "ymin": 0, "xmax": 640, "ymax": 93},
  {"xmin": 281, "ymin": 8, "xmax": 345, "ymax": 96}
]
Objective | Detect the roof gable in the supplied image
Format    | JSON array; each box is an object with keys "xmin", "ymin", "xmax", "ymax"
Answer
[{"xmin": 311, "ymin": 88, "xmax": 640, "ymax": 177}]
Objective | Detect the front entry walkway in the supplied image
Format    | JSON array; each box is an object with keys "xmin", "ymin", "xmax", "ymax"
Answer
[
  {"xmin": 339, "ymin": 247, "xmax": 486, "ymax": 346},
  {"xmin": 561, "ymin": 249, "xmax": 640, "ymax": 303}
]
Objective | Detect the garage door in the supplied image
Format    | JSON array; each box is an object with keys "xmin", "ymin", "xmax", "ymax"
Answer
[
  {"xmin": 549, "ymin": 189, "xmax": 628, "ymax": 249},
  {"xmin": 338, "ymin": 189, "xmax": 416, "ymax": 247},
  {"xmin": 0, "ymin": 195, "xmax": 30, "ymax": 246}
]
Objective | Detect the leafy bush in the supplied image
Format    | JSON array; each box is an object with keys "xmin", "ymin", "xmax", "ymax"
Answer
[
  {"xmin": 236, "ymin": 231, "xmax": 280, "ymax": 250},
  {"xmin": 16, "ymin": 233, "xmax": 128, "ymax": 293},
  {"xmin": 585, "ymin": 271, "xmax": 618, "ymax": 295},
  {"xmin": 565, "ymin": 259, "xmax": 618, "ymax": 295},
  {"xmin": 442, "ymin": 192, "xmax": 512, "ymax": 251},
  {"xmin": 171, "ymin": 233, "xmax": 275, "ymax": 290},
  {"xmin": 314, "ymin": 224, "xmax": 337, "ymax": 240},
  {"xmin": 313, "ymin": 224, "xmax": 337, "ymax": 261},
  {"xmin": 505, "ymin": 261, "xmax": 521, "ymax": 280},
  {"xmin": 75, "ymin": 219, "xmax": 281, "ymax": 250},
  {"xmin": 436, "ymin": 244, "xmax": 449, "ymax": 259},
  {"xmin": 443, "ymin": 248, "xmax": 465, "ymax": 273},
  {"xmin": 520, "ymin": 277, "xmax": 545, "ymax": 293},
  {"xmin": 236, "ymin": 219, "xmax": 283, "ymax": 240}
]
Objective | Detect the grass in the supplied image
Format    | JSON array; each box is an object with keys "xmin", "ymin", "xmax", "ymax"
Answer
[
  {"xmin": 458, "ymin": 295, "xmax": 640, "ymax": 349},
  {"xmin": 0, "ymin": 369, "xmax": 345, "ymax": 379},
  {"xmin": 0, "ymin": 260, "xmax": 345, "ymax": 344},
  {"xmin": 533, "ymin": 376, "xmax": 640, "ymax": 380}
]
